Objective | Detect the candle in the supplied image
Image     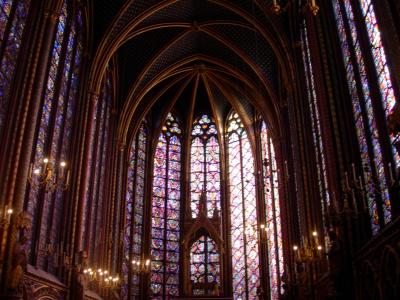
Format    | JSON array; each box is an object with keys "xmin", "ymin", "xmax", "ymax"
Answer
[
  {"xmin": 351, "ymin": 163, "xmax": 357, "ymax": 181},
  {"xmin": 388, "ymin": 162, "xmax": 394, "ymax": 184},
  {"xmin": 345, "ymin": 172, "xmax": 350, "ymax": 189}
]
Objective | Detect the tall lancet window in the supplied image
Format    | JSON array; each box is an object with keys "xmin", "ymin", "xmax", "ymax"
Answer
[
  {"xmin": 301, "ymin": 22, "xmax": 330, "ymax": 242},
  {"xmin": 190, "ymin": 235, "xmax": 220, "ymax": 295},
  {"xmin": 190, "ymin": 114, "xmax": 221, "ymax": 218},
  {"xmin": 151, "ymin": 113, "xmax": 182, "ymax": 298},
  {"xmin": 332, "ymin": 0, "xmax": 396, "ymax": 232},
  {"xmin": 24, "ymin": 1, "xmax": 83, "ymax": 271},
  {"xmin": 122, "ymin": 123, "xmax": 147, "ymax": 299},
  {"xmin": 0, "ymin": 0, "xmax": 31, "ymax": 138},
  {"xmin": 260, "ymin": 122, "xmax": 284, "ymax": 299},
  {"xmin": 227, "ymin": 112, "xmax": 260, "ymax": 299}
]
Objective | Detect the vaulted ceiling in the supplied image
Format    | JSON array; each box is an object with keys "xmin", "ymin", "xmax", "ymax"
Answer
[{"xmin": 90, "ymin": 0, "xmax": 296, "ymax": 143}]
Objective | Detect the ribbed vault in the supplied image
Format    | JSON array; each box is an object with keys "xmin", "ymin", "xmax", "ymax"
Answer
[{"xmin": 90, "ymin": 0, "xmax": 294, "ymax": 145}]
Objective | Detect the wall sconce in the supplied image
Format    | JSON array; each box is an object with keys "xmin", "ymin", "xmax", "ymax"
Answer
[
  {"xmin": 0, "ymin": 206, "xmax": 13, "ymax": 230},
  {"xmin": 292, "ymin": 231, "xmax": 324, "ymax": 264},
  {"xmin": 131, "ymin": 258, "xmax": 151, "ymax": 274},
  {"xmin": 271, "ymin": 0, "xmax": 319, "ymax": 16},
  {"xmin": 28, "ymin": 157, "xmax": 70, "ymax": 191}
]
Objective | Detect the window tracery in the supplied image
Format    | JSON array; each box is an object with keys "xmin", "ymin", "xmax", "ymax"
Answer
[
  {"xmin": 190, "ymin": 235, "xmax": 220, "ymax": 296},
  {"xmin": 151, "ymin": 113, "xmax": 182, "ymax": 298},
  {"xmin": 190, "ymin": 114, "xmax": 221, "ymax": 218}
]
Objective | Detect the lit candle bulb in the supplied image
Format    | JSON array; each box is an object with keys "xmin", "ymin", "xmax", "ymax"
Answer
[
  {"xmin": 388, "ymin": 162, "xmax": 394, "ymax": 184},
  {"xmin": 352, "ymin": 163, "xmax": 357, "ymax": 181}
]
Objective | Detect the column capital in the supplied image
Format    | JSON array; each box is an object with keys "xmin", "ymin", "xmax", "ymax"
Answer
[
  {"xmin": 44, "ymin": 8, "xmax": 60, "ymax": 23},
  {"xmin": 118, "ymin": 142, "xmax": 126, "ymax": 152},
  {"xmin": 88, "ymin": 91, "xmax": 100, "ymax": 103}
]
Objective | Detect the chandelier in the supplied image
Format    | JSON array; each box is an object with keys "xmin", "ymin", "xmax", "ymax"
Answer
[
  {"xmin": 293, "ymin": 231, "xmax": 324, "ymax": 263},
  {"xmin": 28, "ymin": 157, "xmax": 70, "ymax": 191},
  {"xmin": 83, "ymin": 267, "xmax": 121, "ymax": 288}
]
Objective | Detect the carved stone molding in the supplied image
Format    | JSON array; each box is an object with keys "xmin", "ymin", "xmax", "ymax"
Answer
[{"xmin": 23, "ymin": 277, "xmax": 65, "ymax": 300}]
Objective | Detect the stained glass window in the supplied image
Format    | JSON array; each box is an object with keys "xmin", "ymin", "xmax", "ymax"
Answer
[
  {"xmin": 260, "ymin": 122, "xmax": 284, "ymax": 299},
  {"xmin": 190, "ymin": 235, "xmax": 220, "ymax": 295},
  {"xmin": 300, "ymin": 22, "xmax": 330, "ymax": 246},
  {"xmin": 0, "ymin": 0, "xmax": 31, "ymax": 138},
  {"xmin": 23, "ymin": 1, "xmax": 84, "ymax": 271},
  {"xmin": 333, "ymin": 0, "xmax": 391, "ymax": 233},
  {"xmin": 82, "ymin": 70, "xmax": 113, "ymax": 263},
  {"xmin": 227, "ymin": 112, "xmax": 260, "ymax": 300},
  {"xmin": 122, "ymin": 124, "xmax": 147, "ymax": 300},
  {"xmin": 151, "ymin": 113, "xmax": 181, "ymax": 298},
  {"xmin": 359, "ymin": 0, "xmax": 400, "ymax": 167},
  {"xmin": 190, "ymin": 115, "xmax": 221, "ymax": 218}
]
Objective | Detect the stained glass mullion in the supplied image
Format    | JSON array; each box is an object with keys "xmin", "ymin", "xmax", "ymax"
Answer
[
  {"xmin": 128, "ymin": 133, "xmax": 140, "ymax": 299},
  {"xmin": 270, "ymin": 137, "xmax": 283, "ymax": 296},
  {"xmin": 238, "ymin": 137, "xmax": 250, "ymax": 299},
  {"xmin": 0, "ymin": 0, "xmax": 17, "ymax": 57},
  {"xmin": 161, "ymin": 137, "xmax": 170, "ymax": 298},
  {"xmin": 43, "ymin": 14, "xmax": 72, "ymax": 156},
  {"xmin": 0, "ymin": 0, "xmax": 31, "ymax": 139}
]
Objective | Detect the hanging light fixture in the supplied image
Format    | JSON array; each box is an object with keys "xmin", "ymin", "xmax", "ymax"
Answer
[{"xmin": 28, "ymin": 157, "xmax": 70, "ymax": 191}]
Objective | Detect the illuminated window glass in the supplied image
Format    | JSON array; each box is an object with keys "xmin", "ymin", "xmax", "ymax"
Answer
[
  {"xmin": 122, "ymin": 124, "xmax": 147, "ymax": 299},
  {"xmin": 227, "ymin": 112, "xmax": 260, "ymax": 300},
  {"xmin": 24, "ymin": 2, "xmax": 84, "ymax": 271},
  {"xmin": 151, "ymin": 113, "xmax": 181, "ymax": 298},
  {"xmin": 190, "ymin": 114, "xmax": 221, "ymax": 218},
  {"xmin": 359, "ymin": 0, "xmax": 400, "ymax": 167},
  {"xmin": 0, "ymin": 0, "xmax": 31, "ymax": 137},
  {"xmin": 332, "ymin": 0, "xmax": 390, "ymax": 232},
  {"xmin": 260, "ymin": 122, "xmax": 284, "ymax": 299},
  {"xmin": 190, "ymin": 235, "xmax": 220, "ymax": 295},
  {"xmin": 301, "ymin": 22, "xmax": 330, "ymax": 245}
]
